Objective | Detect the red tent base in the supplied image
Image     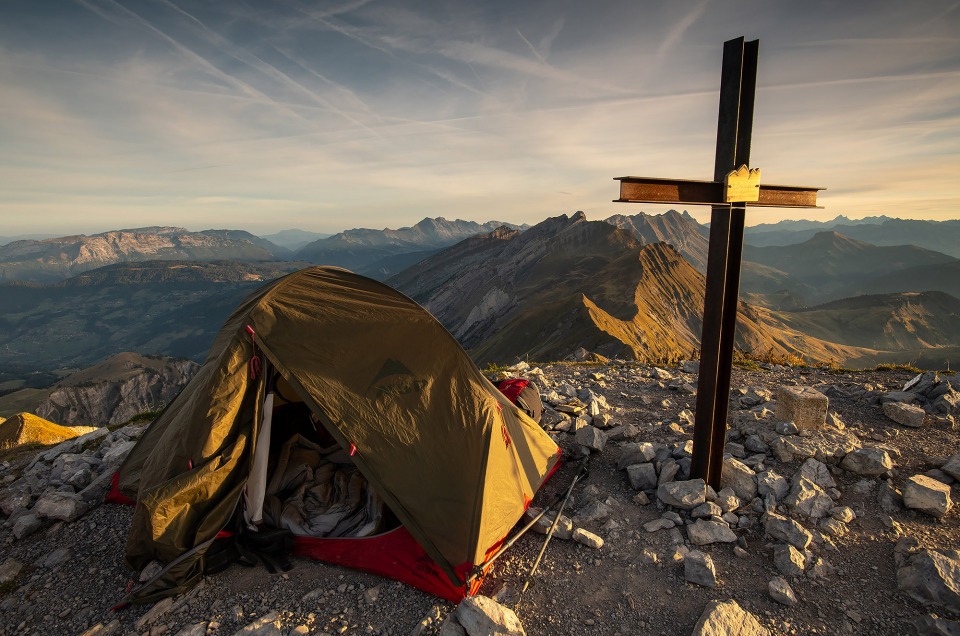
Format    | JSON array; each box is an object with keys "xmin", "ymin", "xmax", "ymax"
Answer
[{"xmin": 293, "ymin": 526, "xmax": 481, "ymax": 603}]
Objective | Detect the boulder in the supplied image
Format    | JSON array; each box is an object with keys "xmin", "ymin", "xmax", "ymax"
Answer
[
  {"xmin": 691, "ymin": 600, "xmax": 770, "ymax": 636},
  {"xmin": 684, "ymin": 550, "xmax": 717, "ymax": 587},
  {"xmin": 687, "ymin": 519, "xmax": 737, "ymax": 546},
  {"xmin": 775, "ymin": 386, "xmax": 828, "ymax": 432},
  {"xmin": 903, "ymin": 475, "xmax": 953, "ymax": 518},
  {"xmin": 720, "ymin": 457, "xmax": 757, "ymax": 501},
  {"xmin": 33, "ymin": 491, "xmax": 89, "ymax": 522},
  {"xmin": 897, "ymin": 548, "xmax": 960, "ymax": 612},
  {"xmin": 840, "ymin": 448, "xmax": 894, "ymax": 476},
  {"xmin": 456, "ymin": 595, "xmax": 525, "ymax": 636},
  {"xmin": 884, "ymin": 402, "xmax": 932, "ymax": 428},
  {"xmin": 657, "ymin": 479, "xmax": 706, "ymax": 510}
]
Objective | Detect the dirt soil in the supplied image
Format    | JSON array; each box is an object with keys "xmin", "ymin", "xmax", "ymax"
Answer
[{"xmin": 1, "ymin": 362, "xmax": 958, "ymax": 636}]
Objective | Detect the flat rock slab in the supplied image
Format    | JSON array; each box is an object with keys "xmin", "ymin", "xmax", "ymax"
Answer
[
  {"xmin": 658, "ymin": 479, "xmax": 706, "ymax": 510},
  {"xmin": 688, "ymin": 519, "xmax": 737, "ymax": 546},
  {"xmin": 840, "ymin": 447, "xmax": 894, "ymax": 476},
  {"xmin": 764, "ymin": 512, "xmax": 812, "ymax": 550},
  {"xmin": 884, "ymin": 402, "xmax": 933, "ymax": 428}
]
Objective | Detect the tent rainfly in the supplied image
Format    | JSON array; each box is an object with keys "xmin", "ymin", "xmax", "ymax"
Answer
[{"xmin": 113, "ymin": 266, "xmax": 561, "ymax": 603}]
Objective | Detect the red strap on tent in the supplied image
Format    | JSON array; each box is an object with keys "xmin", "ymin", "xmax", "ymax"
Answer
[{"xmin": 246, "ymin": 325, "xmax": 262, "ymax": 380}]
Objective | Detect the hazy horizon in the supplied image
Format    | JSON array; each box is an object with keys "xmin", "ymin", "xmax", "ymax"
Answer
[{"xmin": 2, "ymin": 0, "xmax": 958, "ymax": 236}]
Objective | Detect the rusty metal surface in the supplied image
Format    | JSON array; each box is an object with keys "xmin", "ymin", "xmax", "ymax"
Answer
[{"xmin": 614, "ymin": 176, "xmax": 822, "ymax": 208}]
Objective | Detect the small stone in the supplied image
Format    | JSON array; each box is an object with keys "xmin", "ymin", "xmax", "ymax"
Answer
[
  {"xmin": 775, "ymin": 420, "xmax": 799, "ymax": 436},
  {"xmin": 12, "ymin": 513, "xmax": 41, "ymax": 540},
  {"xmin": 768, "ymin": 576, "xmax": 798, "ymax": 606},
  {"xmin": 773, "ymin": 544, "xmax": 806, "ymax": 577},
  {"xmin": 764, "ymin": 512, "xmax": 812, "ymax": 550},
  {"xmin": 691, "ymin": 600, "xmax": 769, "ymax": 636},
  {"xmin": 687, "ymin": 519, "xmax": 738, "ymax": 546},
  {"xmin": 785, "ymin": 477, "xmax": 834, "ymax": 519},
  {"xmin": 720, "ymin": 457, "xmax": 757, "ymax": 501},
  {"xmin": 941, "ymin": 453, "xmax": 960, "ymax": 481},
  {"xmin": 575, "ymin": 425, "xmax": 608, "ymax": 452},
  {"xmin": 455, "ymin": 595, "xmax": 525, "ymax": 636},
  {"xmin": 830, "ymin": 506, "xmax": 855, "ymax": 523},
  {"xmin": 691, "ymin": 502, "xmax": 724, "ymax": 518},
  {"xmin": 757, "ymin": 470, "xmax": 789, "ymax": 501},
  {"xmin": 684, "ymin": 550, "xmax": 717, "ymax": 587},
  {"xmin": 363, "ymin": 584, "xmax": 380, "ymax": 604},
  {"xmin": 573, "ymin": 528, "xmax": 604, "ymax": 549},
  {"xmin": 638, "ymin": 548, "xmax": 659, "ymax": 565},
  {"xmin": 840, "ymin": 448, "xmax": 894, "ymax": 476},
  {"xmin": 626, "ymin": 463, "xmax": 658, "ymax": 491},
  {"xmin": 632, "ymin": 492, "xmax": 650, "ymax": 506},
  {"xmin": 643, "ymin": 518, "xmax": 675, "ymax": 533},
  {"xmin": 657, "ymin": 479, "xmax": 706, "ymax": 510},
  {"xmin": 42, "ymin": 546, "xmax": 73, "ymax": 569},
  {"xmin": 0, "ymin": 558, "xmax": 23, "ymax": 585},
  {"xmin": 820, "ymin": 517, "xmax": 849, "ymax": 537},
  {"xmin": 136, "ymin": 598, "xmax": 175, "ymax": 630}
]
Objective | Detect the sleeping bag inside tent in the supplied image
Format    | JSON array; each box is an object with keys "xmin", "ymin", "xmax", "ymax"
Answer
[{"xmin": 114, "ymin": 266, "xmax": 561, "ymax": 604}]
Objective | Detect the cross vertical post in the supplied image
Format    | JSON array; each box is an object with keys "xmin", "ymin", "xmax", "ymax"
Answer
[
  {"xmin": 691, "ymin": 37, "xmax": 758, "ymax": 488},
  {"xmin": 612, "ymin": 37, "xmax": 823, "ymax": 491}
]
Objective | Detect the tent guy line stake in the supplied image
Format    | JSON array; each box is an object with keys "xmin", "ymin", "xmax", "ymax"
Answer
[
  {"xmin": 520, "ymin": 454, "xmax": 590, "ymax": 594},
  {"xmin": 465, "ymin": 455, "xmax": 589, "ymax": 591}
]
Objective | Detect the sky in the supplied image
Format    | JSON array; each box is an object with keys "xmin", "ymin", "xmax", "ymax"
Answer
[{"xmin": 1, "ymin": 0, "xmax": 959, "ymax": 237}]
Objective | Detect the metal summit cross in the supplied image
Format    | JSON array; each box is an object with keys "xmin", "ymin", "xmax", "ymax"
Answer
[{"xmin": 612, "ymin": 37, "xmax": 824, "ymax": 489}]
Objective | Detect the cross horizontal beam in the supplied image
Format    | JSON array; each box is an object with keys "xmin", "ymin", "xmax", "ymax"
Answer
[{"xmin": 614, "ymin": 176, "xmax": 823, "ymax": 208}]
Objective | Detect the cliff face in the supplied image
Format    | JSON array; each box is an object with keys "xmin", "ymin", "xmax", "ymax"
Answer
[
  {"xmin": 34, "ymin": 354, "xmax": 198, "ymax": 427},
  {"xmin": 0, "ymin": 228, "xmax": 283, "ymax": 283}
]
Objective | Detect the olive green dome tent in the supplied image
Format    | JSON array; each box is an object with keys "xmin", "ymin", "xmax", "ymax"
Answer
[{"xmin": 115, "ymin": 266, "xmax": 560, "ymax": 603}]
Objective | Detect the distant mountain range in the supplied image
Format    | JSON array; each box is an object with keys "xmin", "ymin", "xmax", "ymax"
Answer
[
  {"xmin": 0, "ymin": 227, "xmax": 290, "ymax": 283},
  {"xmin": 293, "ymin": 217, "xmax": 529, "ymax": 279},
  {"xmin": 743, "ymin": 216, "xmax": 960, "ymax": 257},
  {"xmin": 741, "ymin": 231, "xmax": 957, "ymax": 299},
  {"xmin": 3, "ymin": 212, "xmax": 959, "ymax": 373},
  {"xmin": 389, "ymin": 213, "xmax": 864, "ymax": 365},
  {"xmin": 259, "ymin": 229, "xmax": 333, "ymax": 251}
]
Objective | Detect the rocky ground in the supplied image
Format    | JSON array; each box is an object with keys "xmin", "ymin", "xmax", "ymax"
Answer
[{"xmin": 1, "ymin": 359, "xmax": 959, "ymax": 636}]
